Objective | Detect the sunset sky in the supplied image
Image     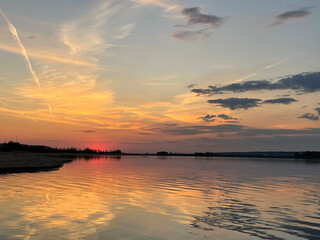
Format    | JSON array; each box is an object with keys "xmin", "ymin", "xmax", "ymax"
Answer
[{"xmin": 0, "ymin": 0, "xmax": 319, "ymax": 152}]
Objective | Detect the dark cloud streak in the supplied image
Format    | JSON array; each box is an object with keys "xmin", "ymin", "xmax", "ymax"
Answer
[
  {"xmin": 172, "ymin": 29, "xmax": 210, "ymax": 41},
  {"xmin": 205, "ymin": 97, "xmax": 297, "ymax": 110},
  {"xmin": 208, "ymin": 98, "xmax": 262, "ymax": 110},
  {"xmin": 198, "ymin": 114, "xmax": 239, "ymax": 122},
  {"xmin": 163, "ymin": 124, "xmax": 320, "ymax": 136},
  {"xmin": 218, "ymin": 114, "xmax": 238, "ymax": 120},
  {"xmin": 272, "ymin": 7, "xmax": 313, "ymax": 26},
  {"xmin": 181, "ymin": 7, "xmax": 223, "ymax": 27},
  {"xmin": 263, "ymin": 98, "xmax": 297, "ymax": 105},
  {"xmin": 187, "ymin": 84, "xmax": 196, "ymax": 88},
  {"xmin": 192, "ymin": 72, "xmax": 320, "ymax": 96},
  {"xmin": 298, "ymin": 113, "xmax": 319, "ymax": 121},
  {"xmin": 198, "ymin": 114, "xmax": 216, "ymax": 122},
  {"xmin": 173, "ymin": 7, "xmax": 224, "ymax": 41},
  {"xmin": 163, "ymin": 124, "xmax": 243, "ymax": 135}
]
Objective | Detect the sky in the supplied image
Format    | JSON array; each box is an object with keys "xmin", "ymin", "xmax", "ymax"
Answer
[{"xmin": 0, "ymin": 0, "xmax": 319, "ymax": 152}]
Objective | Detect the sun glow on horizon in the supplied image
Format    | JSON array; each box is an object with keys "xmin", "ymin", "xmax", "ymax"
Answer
[{"xmin": 0, "ymin": 0, "xmax": 319, "ymax": 152}]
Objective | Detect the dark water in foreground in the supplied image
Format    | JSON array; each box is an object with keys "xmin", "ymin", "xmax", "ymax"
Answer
[{"xmin": 0, "ymin": 156, "xmax": 319, "ymax": 240}]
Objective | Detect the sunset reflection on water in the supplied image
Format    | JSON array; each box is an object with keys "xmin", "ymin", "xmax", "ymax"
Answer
[{"xmin": 0, "ymin": 156, "xmax": 319, "ymax": 239}]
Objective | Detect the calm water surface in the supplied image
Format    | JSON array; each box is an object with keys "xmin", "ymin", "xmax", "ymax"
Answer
[{"xmin": 0, "ymin": 156, "xmax": 319, "ymax": 240}]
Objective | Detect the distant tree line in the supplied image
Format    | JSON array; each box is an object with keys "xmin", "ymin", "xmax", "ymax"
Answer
[
  {"xmin": 156, "ymin": 150, "xmax": 320, "ymax": 159},
  {"xmin": 295, "ymin": 151, "xmax": 320, "ymax": 159},
  {"xmin": 0, "ymin": 141, "xmax": 121, "ymax": 154},
  {"xmin": 156, "ymin": 151, "xmax": 215, "ymax": 156}
]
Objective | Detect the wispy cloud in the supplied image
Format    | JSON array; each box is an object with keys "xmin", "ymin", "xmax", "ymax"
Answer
[
  {"xmin": 0, "ymin": 8, "xmax": 40, "ymax": 87},
  {"xmin": 60, "ymin": 0, "xmax": 134, "ymax": 56},
  {"xmin": 0, "ymin": 100, "xmax": 37, "ymax": 121},
  {"xmin": 115, "ymin": 23, "xmax": 135, "ymax": 39},
  {"xmin": 0, "ymin": 2, "xmax": 152, "ymax": 130},
  {"xmin": 142, "ymin": 82, "xmax": 178, "ymax": 86},
  {"xmin": 162, "ymin": 124, "xmax": 243, "ymax": 135},
  {"xmin": 226, "ymin": 58, "xmax": 289, "ymax": 85},
  {"xmin": 150, "ymin": 74, "xmax": 179, "ymax": 81},
  {"xmin": 163, "ymin": 123, "xmax": 320, "ymax": 137},
  {"xmin": 131, "ymin": 0, "xmax": 181, "ymax": 12},
  {"xmin": 143, "ymin": 74, "xmax": 180, "ymax": 86},
  {"xmin": 2, "ymin": 59, "xmax": 115, "ymax": 128},
  {"xmin": 0, "ymin": 44, "xmax": 96, "ymax": 67}
]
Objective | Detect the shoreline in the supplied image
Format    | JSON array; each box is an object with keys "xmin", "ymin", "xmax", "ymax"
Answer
[
  {"xmin": 1, "ymin": 151, "xmax": 319, "ymax": 175},
  {"xmin": 0, "ymin": 152, "xmax": 72, "ymax": 174}
]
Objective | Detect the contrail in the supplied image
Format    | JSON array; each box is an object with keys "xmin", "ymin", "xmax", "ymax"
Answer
[
  {"xmin": 0, "ymin": 8, "xmax": 54, "ymax": 115},
  {"xmin": 234, "ymin": 73, "xmax": 257, "ymax": 83},
  {"xmin": 264, "ymin": 58, "xmax": 290, "ymax": 70},
  {"xmin": 0, "ymin": 8, "xmax": 40, "ymax": 87}
]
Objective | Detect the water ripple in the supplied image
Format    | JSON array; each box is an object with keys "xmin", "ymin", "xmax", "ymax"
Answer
[{"xmin": 0, "ymin": 156, "xmax": 319, "ymax": 239}]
